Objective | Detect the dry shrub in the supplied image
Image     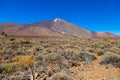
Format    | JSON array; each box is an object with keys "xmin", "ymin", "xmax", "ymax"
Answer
[
  {"xmin": 75, "ymin": 52, "xmax": 96, "ymax": 64},
  {"xmin": 44, "ymin": 53, "xmax": 64, "ymax": 64},
  {"xmin": 13, "ymin": 56, "xmax": 34, "ymax": 69},
  {"xmin": 44, "ymin": 53, "xmax": 70, "ymax": 69},
  {"xmin": 47, "ymin": 71, "xmax": 73, "ymax": 80},
  {"xmin": 100, "ymin": 52, "xmax": 120, "ymax": 68}
]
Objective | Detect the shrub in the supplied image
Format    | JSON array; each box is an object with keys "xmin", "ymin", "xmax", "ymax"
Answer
[
  {"xmin": 0, "ymin": 51, "xmax": 4, "ymax": 54},
  {"xmin": 58, "ymin": 49, "xmax": 75, "ymax": 60},
  {"xmin": 13, "ymin": 56, "xmax": 34, "ymax": 69},
  {"xmin": 45, "ymin": 53, "xmax": 64, "ymax": 64},
  {"xmin": 21, "ymin": 40, "xmax": 31, "ymax": 44},
  {"xmin": 4, "ymin": 55, "xmax": 9, "ymax": 59},
  {"xmin": 14, "ymin": 51, "xmax": 26, "ymax": 55},
  {"xmin": 27, "ymin": 47, "xmax": 37, "ymax": 55},
  {"xmin": 100, "ymin": 53, "xmax": 120, "ymax": 68},
  {"xmin": 68, "ymin": 60, "xmax": 81, "ymax": 67},
  {"xmin": 48, "ymin": 71, "xmax": 73, "ymax": 80},
  {"xmin": 34, "ymin": 54, "xmax": 45, "ymax": 61},
  {"xmin": 10, "ymin": 38, "xmax": 16, "ymax": 41},
  {"xmin": 109, "ymin": 46, "xmax": 120, "ymax": 55},
  {"xmin": 58, "ymin": 50, "xmax": 96, "ymax": 64},
  {"xmin": 34, "ymin": 61, "xmax": 44, "ymax": 67},
  {"xmin": 96, "ymin": 49, "xmax": 105, "ymax": 56},
  {"xmin": 0, "ymin": 65, "xmax": 4, "ymax": 73},
  {"xmin": 3, "ymin": 50, "xmax": 14, "ymax": 59},
  {"xmin": 75, "ymin": 52, "xmax": 96, "ymax": 64},
  {"xmin": 3, "ymin": 63, "xmax": 16, "ymax": 74},
  {"xmin": 42, "ymin": 49, "xmax": 48, "ymax": 55},
  {"xmin": 9, "ymin": 44, "xmax": 18, "ymax": 49},
  {"xmin": 42, "ymin": 43, "xmax": 50, "ymax": 48}
]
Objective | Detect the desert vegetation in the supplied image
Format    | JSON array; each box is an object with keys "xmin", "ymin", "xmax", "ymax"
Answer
[{"xmin": 0, "ymin": 37, "xmax": 120, "ymax": 80}]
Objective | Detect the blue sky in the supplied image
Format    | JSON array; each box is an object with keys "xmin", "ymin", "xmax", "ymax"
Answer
[{"xmin": 0, "ymin": 0, "xmax": 120, "ymax": 35}]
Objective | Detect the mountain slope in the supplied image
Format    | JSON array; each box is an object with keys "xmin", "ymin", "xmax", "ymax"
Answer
[
  {"xmin": 19, "ymin": 18, "xmax": 93, "ymax": 37},
  {"xmin": 95, "ymin": 32, "xmax": 118, "ymax": 38},
  {"xmin": 0, "ymin": 22, "xmax": 24, "ymax": 36},
  {"xmin": 0, "ymin": 18, "xmax": 118, "ymax": 38},
  {"xmin": 0, "ymin": 30, "xmax": 7, "ymax": 37}
]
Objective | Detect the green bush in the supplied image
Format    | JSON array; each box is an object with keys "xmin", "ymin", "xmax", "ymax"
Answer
[{"xmin": 3, "ymin": 63, "xmax": 16, "ymax": 73}]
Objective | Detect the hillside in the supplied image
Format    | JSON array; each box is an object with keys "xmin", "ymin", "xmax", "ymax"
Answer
[
  {"xmin": 0, "ymin": 30, "xmax": 7, "ymax": 37},
  {"xmin": 95, "ymin": 32, "xmax": 118, "ymax": 37},
  {"xmin": 0, "ymin": 18, "xmax": 118, "ymax": 38}
]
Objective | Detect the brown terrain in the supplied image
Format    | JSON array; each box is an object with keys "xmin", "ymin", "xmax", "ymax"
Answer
[
  {"xmin": 0, "ymin": 18, "xmax": 118, "ymax": 38},
  {"xmin": 70, "ymin": 56, "xmax": 119, "ymax": 80},
  {"xmin": 96, "ymin": 32, "xmax": 118, "ymax": 38}
]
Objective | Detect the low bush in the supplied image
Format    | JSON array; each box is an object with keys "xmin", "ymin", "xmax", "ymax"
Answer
[
  {"xmin": 75, "ymin": 52, "xmax": 96, "ymax": 64},
  {"xmin": 14, "ymin": 51, "xmax": 26, "ymax": 55},
  {"xmin": 58, "ymin": 50, "xmax": 96, "ymax": 64},
  {"xmin": 3, "ymin": 63, "xmax": 16, "ymax": 74},
  {"xmin": 13, "ymin": 56, "xmax": 34, "ymax": 69},
  {"xmin": 34, "ymin": 61, "xmax": 44, "ymax": 67},
  {"xmin": 58, "ymin": 49, "xmax": 75, "ymax": 60},
  {"xmin": 47, "ymin": 71, "xmax": 73, "ymax": 80},
  {"xmin": 0, "ymin": 65, "xmax": 4, "ymax": 73},
  {"xmin": 96, "ymin": 49, "xmax": 105, "ymax": 56},
  {"xmin": 44, "ymin": 53, "xmax": 70, "ymax": 69},
  {"xmin": 44, "ymin": 53, "xmax": 64, "ymax": 64},
  {"xmin": 34, "ymin": 54, "xmax": 45, "ymax": 61},
  {"xmin": 109, "ymin": 46, "xmax": 120, "ymax": 55},
  {"xmin": 100, "ymin": 52, "xmax": 120, "ymax": 68},
  {"xmin": 21, "ymin": 40, "xmax": 31, "ymax": 44},
  {"xmin": 10, "ymin": 38, "xmax": 16, "ymax": 41}
]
